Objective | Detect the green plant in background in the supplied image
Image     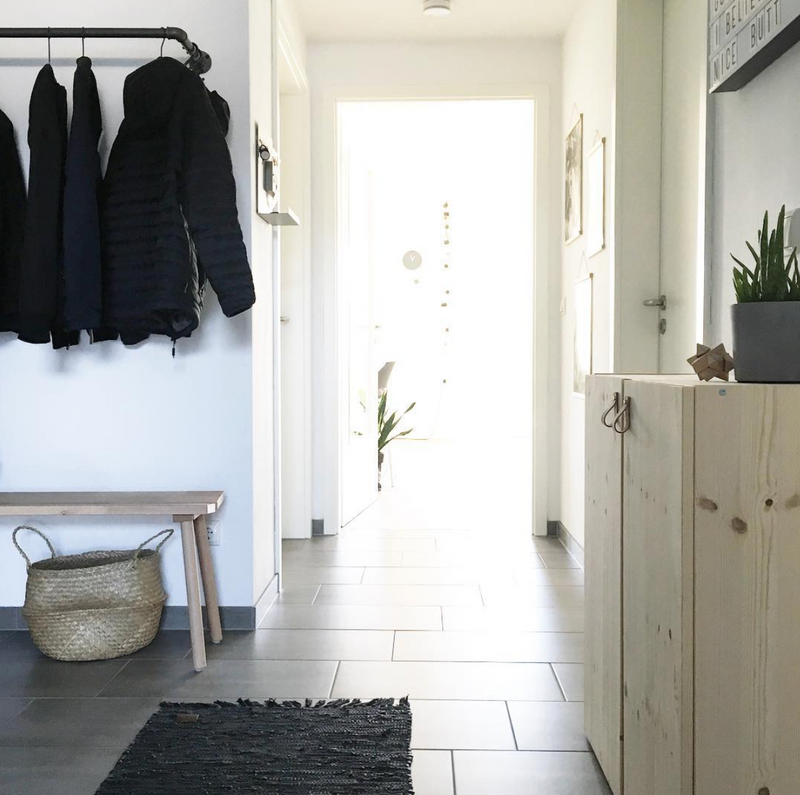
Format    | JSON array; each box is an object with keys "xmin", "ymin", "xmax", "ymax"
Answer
[
  {"xmin": 732, "ymin": 205, "xmax": 800, "ymax": 303},
  {"xmin": 378, "ymin": 392, "xmax": 416, "ymax": 453}
]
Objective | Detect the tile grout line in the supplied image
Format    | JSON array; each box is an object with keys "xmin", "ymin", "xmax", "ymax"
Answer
[
  {"xmin": 0, "ymin": 698, "xmax": 32, "ymax": 730},
  {"xmin": 549, "ymin": 663, "xmax": 568, "ymax": 702},
  {"xmin": 504, "ymin": 700, "xmax": 520, "ymax": 750},
  {"xmin": 327, "ymin": 660, "xmax": 342, "ymax": 699},
  {"xmin": 93, "ymin": 659, "xmax": 132, "ymax": 698},
  {"xmin": 310, "ymin": 584, "xmax": 322, "ymax": 605}
]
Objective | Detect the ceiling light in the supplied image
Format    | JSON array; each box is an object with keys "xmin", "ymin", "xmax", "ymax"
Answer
[{"xmin": 423, "ymin": 0, "xmax": 451, "ymax": 17}]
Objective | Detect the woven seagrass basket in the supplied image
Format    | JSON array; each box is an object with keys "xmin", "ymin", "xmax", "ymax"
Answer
[{"xmin": 13, "ymin": 525, "xmax": 173, "ymax": 662}]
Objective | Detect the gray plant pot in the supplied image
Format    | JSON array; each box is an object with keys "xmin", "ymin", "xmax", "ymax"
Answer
[{"xmin": 731, "ymin": 301, "xmax": 800, "ymax": 382}]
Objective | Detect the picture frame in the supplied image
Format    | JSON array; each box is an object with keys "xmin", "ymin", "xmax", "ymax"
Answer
[
  {"xmin": 573, "ymin": 273, "xmax": 594, "ymax": 396},
  {"xmin": 586, "ymin": 137, "xmax": 605, "ymax": 257},
  {"xmin": 564, "ymin": 114, "xmax": 583, "ymax": 245}
]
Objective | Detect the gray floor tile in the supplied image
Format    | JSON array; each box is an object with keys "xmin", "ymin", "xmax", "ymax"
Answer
[
  {"xmin": 205, "ymin": 629, "xmax": 394, "ymax": 660},
  {"xmin": 331, "ymin": 661, "xmax": 564, "ymax": 700},
  {"xmin": 97, "ymin": 659, "xmax": 338, "ymax": 699},
  {"xmin": 0, "ymin": 745, "xmax": 122, "ymax": 795},
  {"xmin": 260, "ymin": 604, "xmax": 442, "ymax": 630},
  {"xmin": 411, "ymin": 700, "xmax": 515, "ymax": 750},
  {"xmin": 403, "ymin": 550, "xmax": 545, "ymax": 569},
  {"xmin": 393, "ymin": 631, "xmax": 584, "ymax": 663},
  {"xmin": 124, "ymin": 631, "xmax": 193, "ymax": 660},
  {"xmin": 412, "ymin": 750, "xmax": 455, "ymax": 795},
  {"xmin": 362, "ymin": 566, "xmax": 509, "ymax": 586},
  {"xmin": 531, "ymin": 537, "xmax": 569, "ymax": 551},
  {"xmin": 315, "ymin": 584, "xmax": 482, "ymax": 607},
  {"xmin": 345, "ymin": 528, "xmax": 468, "ymax": 539},
  {"xmin": 0, "ymin": 632, "xmax": 41, "ymax": 660},
  {"xmin": 539, "ymin": 552, "xmax": 581, "ymax": 569},
  {"xmin": 508, "ymin": 701, "xmax": 590, "ymax": 751},
  {"xmin": 0, "ymin": 699, "xmax": 31, "ymax": 729},
  {"xmin": 514, "ymin": 568, "xmax": 584, "ymax": 586},
  {"xmin": 328, "ymin": 537, "xmax": 437, "ymax": 552},
  {"xmin": 283, "ymin": 550, "xmax": 404, "ymax": 567},
  {"xmin": 276, "ymin": 584, "xmax": 321, "ymax": 605},
  {"xmin": 553, "ymin": 664, "xmax": 584, "ymax": 702},
  {"xmin": 443, "ymin": 606, "xmax": 584, "ymax": 633},
  {"xmin": 283, "ymin": 566, "xmax": 365, "ymax": 584},
  {"xmin": 0, "ymin": 697, "xmax": 159, "ymax": 748},
  {"xmin": 454, "ymin": 751, "xmax": 611, "ymax": 795},
  {"xmin": 0, "ymin": 630, "xmax": 191, "ymax": 662},
  {"xmin": 0, "ymin": 658, "xmax": 128, "ymax": 698},
  {"xmin": 480, "ymin": 584, "xmax": 584, "ymax": 608}
]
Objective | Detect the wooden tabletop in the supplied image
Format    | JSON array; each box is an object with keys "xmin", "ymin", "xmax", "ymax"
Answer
[{"xmin": 0, "ymin": 491, "xmax": 224, "ymax": 517}]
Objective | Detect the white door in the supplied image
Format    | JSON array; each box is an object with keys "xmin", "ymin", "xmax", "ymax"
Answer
[
  {"xmin": 658, "ymin": 0, "xmax": 709, "ymax": 372},
  {"xmin": 614, "ymin": 0, "xmax": 709, "ymax": 374},
  {"xmin": 339, "ymin": 141, "xmax": 378, "ymax": 526}
]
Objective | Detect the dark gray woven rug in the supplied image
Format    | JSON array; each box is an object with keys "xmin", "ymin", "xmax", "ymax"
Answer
[{"xmin": 95, "ymin": 698, "xmax": 414, "ymax": 794}]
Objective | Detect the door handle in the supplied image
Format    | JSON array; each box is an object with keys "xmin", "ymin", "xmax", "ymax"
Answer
[
  {"xmin": 601, "ymin": 392, "xmax": 620, "ymax": 428},
  {"xmin": 643, "ymin": 295, "xmax": 667, "ymax": 310},
  {"xmin": 612, "ymin": 397, "xmax": 632, "ymax": 435}
]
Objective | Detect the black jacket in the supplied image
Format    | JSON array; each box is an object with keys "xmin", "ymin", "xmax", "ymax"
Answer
[
  {"xmin": 101, "ymin": 57, "xmax": 255, "ymax": 343},
  {"xmin": 62, "ymin": 56, "xmax": 103, "ymax": 334},
  {"xmin": 0, "ymin": 108, "xmax": 26, "ymax": 333},
  {"xmin": 17, "ymin": 64, "xmax": 78, "ymax": 347}
]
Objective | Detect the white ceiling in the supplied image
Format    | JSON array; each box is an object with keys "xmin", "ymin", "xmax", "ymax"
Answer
[{"xmin": 291, "ymin": 0, "xmax": 580, "ymax": 42}]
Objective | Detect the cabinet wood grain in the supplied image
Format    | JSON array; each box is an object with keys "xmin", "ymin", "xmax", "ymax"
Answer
[
  {"xmin": 584, "ymin": 375, "xmax": 625, "ymax": 795},
  {"xmin": 621, "ymin": 380, "xmax": 694, "ymax": 795},
  {"xmin": 694, "ymin": 385, "xmax": 800, "ymax": 795}
]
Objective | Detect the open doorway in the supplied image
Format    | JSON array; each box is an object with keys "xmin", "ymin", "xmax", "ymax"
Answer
[{"xmin": 337, "ymin": 99, "xmax": 535, "ymax": 546}]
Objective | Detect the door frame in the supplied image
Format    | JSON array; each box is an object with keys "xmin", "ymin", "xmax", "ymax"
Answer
[
  {"xmin": 320, "ymin": 83, "xmax": 553, "ymax": 536},
  {"xmin": 276, "ymin": 10, "xmax": 313, "ymax": 540}
]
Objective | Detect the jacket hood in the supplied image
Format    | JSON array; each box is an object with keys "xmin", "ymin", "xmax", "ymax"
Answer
[{"xmin": 121, "ymin": 57, "xmax": 194, "ymax": 133}]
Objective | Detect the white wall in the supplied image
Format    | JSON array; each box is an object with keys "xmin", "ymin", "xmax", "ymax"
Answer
[
  {"xmin": 559, "ymin": 0, "xmax": 617, "ymax": 548},
  {"xmin": 0, "ymin": 0, "xmax": 275, "ymax": 613},
  {"xmin": 307, "ymin": 40, "xmax": 563, "ymax": 530},
  {"xmin": 709, "ymin": 46, "xmax": 800, "ymax": 346}
]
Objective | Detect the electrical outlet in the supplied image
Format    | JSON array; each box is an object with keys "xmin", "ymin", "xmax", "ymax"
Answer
[{"xmin": 207, "ymin": 522, "xmax": 221, "ymax": 546}]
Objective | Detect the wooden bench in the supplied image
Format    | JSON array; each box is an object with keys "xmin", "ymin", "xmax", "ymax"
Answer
[{"xmin": 0, "ymin": 491, "xmax": 225, "ymax": 672}]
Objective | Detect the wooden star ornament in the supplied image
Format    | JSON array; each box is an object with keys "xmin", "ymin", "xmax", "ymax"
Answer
[{"xmin": 687, "ymin": 343, "xmax": 735, "ymax": 382}]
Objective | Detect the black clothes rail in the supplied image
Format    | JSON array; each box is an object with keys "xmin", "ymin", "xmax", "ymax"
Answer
[{"xmin": 0, "ymin": 27, "xmax": 211, "ymax": 73}]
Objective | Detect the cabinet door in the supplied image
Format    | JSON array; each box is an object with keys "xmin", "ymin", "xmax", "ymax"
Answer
[
  {"xmin": 584, "ymin": 375, "xmax": 625, "ymax": 795},
  {"xmin": 694, "ymin": 385, "xmax": 800, "ymax": 795},
  {"xmin": 622, "ymin": 380, "xmax": 694, "ymax": 795}
]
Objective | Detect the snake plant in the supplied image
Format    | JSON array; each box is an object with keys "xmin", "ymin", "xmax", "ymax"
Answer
[
  {"xmin": 378, "ymin": 392, "xmax": 415, "ymax": 453},
  {"xmin": 732, "ymin": 205, "xmax": 800, "ymax": 302}
]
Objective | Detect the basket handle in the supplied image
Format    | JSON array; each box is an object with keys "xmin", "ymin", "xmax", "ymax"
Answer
[
  {"xmin": 132, "ymin": 528, "xmax": 174, "ymax": 563},
  {"xmin": 12, "ymin": 525, "xmax": 57, "ymax": 569}
]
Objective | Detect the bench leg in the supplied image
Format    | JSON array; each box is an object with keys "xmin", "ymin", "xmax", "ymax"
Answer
[
  {"xmin": 180, "ymin": 518, "xmax": 207, "ymax": 672},
  {"xmin": 194, "ymin": 515, "xmax": 223, "ymax": 644}
]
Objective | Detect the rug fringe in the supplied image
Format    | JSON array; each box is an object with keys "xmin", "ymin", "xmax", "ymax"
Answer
[{"xmin": 158, "ymin": 696, "xmax": 412, "ymax": 711}]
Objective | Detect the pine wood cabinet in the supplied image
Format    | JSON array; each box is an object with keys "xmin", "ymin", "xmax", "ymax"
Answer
[{"xmin": 585, "ymin": 375, "xmax": 800, "ymax": 795}]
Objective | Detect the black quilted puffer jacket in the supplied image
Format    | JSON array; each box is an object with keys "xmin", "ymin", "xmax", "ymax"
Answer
[{"xmin": 100, "ymin": 57, "xmax": 255, "ymax": 343}]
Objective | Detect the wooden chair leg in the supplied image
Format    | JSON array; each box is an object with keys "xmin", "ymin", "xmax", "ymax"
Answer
[
  {"xmin": 194, "ymin": 515, "xmax": 223, "ymax": 644},
  {"xmin": 179, "ymin": 518, "xmax": 207, "ymax": 672}
]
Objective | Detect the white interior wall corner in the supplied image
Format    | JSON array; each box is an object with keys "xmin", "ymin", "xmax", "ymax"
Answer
[{"xmin": 249, "ymin": 0, "xmax": 278, "ymax": 601}]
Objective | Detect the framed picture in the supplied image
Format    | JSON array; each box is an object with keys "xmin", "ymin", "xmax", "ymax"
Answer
[
  {"xmin": 564, "ymin": 114, "xmax": 583, "ymax": 244},
  {"xmin": 586, "ymin": 137, "xmax": 605, "ymax": 257},
  {"xmin": 573, "ymin": 273, "xmax": 593, "ymax": 396}
]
